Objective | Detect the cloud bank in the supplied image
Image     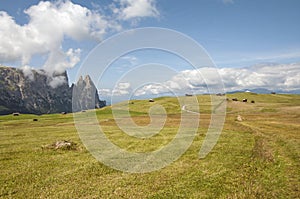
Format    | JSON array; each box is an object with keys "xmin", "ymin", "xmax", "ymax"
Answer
[
  {"xmin": 140, "ymin": 63, "xmax": 300, "ymax": 95},
  {"xmin": 99, "ymin": 63, "xmax": 300, "ymax": 97}
]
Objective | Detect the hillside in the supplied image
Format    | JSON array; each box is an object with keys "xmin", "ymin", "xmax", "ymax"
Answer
[{"xmin": 0, "ymin": 93, "xmax": 299, "ymax": 198}]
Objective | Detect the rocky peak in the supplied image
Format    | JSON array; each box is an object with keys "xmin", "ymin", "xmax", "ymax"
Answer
[
  {"xmin": 84, "ymin": 75, "xmax": 92, "ymax": 82},
  {"xmin": 0, "ymin": 66, "xmax": 106, "ymax": 115},
  {"xmin": 72, "ymin": 75, "xmax": 105, "ymax": 112},
  {"xmin": 77, "ymin": 75, "xmax": 84, "ymax": 85}
]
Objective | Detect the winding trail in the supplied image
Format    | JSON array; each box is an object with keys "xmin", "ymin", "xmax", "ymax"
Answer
[
  {"xmin": 181, "ymin": 105, "xmax": 200, "ymax": 115},
  {"xmin": 182, "ymin": 99, "xmax": 227, "ymax": 159}
]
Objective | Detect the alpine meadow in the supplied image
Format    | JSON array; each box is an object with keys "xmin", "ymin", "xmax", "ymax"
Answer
[{"xmin": 1, "ymin": 93, "xmax": 299, "ymax": 198}]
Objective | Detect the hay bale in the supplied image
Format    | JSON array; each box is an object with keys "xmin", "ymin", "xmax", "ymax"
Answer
[
  {"xmin": 33, "ymin": 118, "xmax": 38, "ymax": 121},
  {"xmin": 12, "ymin": 112, "xmax": 20, "ymax": 116}
]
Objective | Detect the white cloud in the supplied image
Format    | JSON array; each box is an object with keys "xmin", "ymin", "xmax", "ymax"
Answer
[
  {"xmin": 49, "ymin": 75, "xmax": 67, "ymax": 88},
  {"xmin": 43, "ymin": 48, "xmax": 81, "ymax": 74},
  {"xmin": 21, "ymin": 65, "xmax": 34, "ymax": 81},
  {"xmin": 25, "ymin": 1, "xmax": 110, "ymax": 41},
  {"xmin": 134, "ymin": 83, "xmax": 170, "ymax": 96},
  {"xmin": 0, "ymin": 1, "xmax": 111, "ymax": 72},
  {"xmin": 113, "ymin": 82, "xmax": 132, "ymax": 96},
  {"xmin": 0, "ymin": 0, "xmax": 158, "ymax": 76},
  {"xmin": 0, "ymin": 0, "xmax": 159, "ymax": 87},
  {"xmin": 134, "ymin": 63, "xmax": 300, "ymax": 96},
  {"xmin": 99, "ymin": 88, "xmax": 112, "ymax": 96},
  {"xmin": 114, "ymin": 0, "xmax": 159, "ymax": 20},
  {"xmin": 99, "ymin": 82, "xmax": 132, "ymax": 96}
]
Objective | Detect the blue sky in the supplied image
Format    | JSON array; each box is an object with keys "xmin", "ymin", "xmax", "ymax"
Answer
[
  {"xmin": 0, "ymin": 0, "xmax": 299, "ymax": 101},
  {"xmin": 2, "ymin": 0, "xmax": 300, "ymax": 67}
]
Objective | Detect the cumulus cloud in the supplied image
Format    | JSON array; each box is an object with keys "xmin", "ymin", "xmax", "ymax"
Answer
[
  {"xmin": 0, "ymin": 0, "xmax": 159, "ymax": 87},
  {"xmin": 134, "ymin": 63, "xmax": 300, "ymax": 96},
  {"xmin": 134, "ymin": 83, "xmax": 171, "ymax": 96},
  {"xmin": 219, "ymin": 63, "xmax": 300, "ymax": 91},
  {"xmin": 113, "ymin": 82, "xmax": 132, "ymax": 96},
  {"xmin": 99, "ymin": 82, "xmax": 132, "ymax": 96},
  {"xmin": 0, "ymin": 1, "xmax": 111, "ymax": 72},
  {"xmin": 113, "ymin": 0, "xmax": 159, "ymax": 20}
]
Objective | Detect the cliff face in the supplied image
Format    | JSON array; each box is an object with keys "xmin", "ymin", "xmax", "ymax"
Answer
[
  {"xmin": 0, "ymin": 66, "xmax": 105, "ymax": 115},
  {"xmin": 72, "ymin": 75, "xmax": 106, "ymax": 112}
]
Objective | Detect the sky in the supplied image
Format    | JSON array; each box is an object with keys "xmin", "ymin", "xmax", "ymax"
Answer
[{"xmin": 0, "ymin": 0, "xmax": 299, "ymax": 102}]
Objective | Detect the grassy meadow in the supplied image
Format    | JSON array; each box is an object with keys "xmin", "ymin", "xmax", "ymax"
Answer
[{"xmin": 0, "ymin": 93, "xmax": 299, "ymax": 198}]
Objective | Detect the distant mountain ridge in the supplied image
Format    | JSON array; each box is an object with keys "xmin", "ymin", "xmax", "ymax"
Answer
[
  {"xmin": 227, "ymin": 88, "xmax": 300, "ymax": 94},
  {"xmin": 0, "ymin": 66, "xmax": 105, "ymax": 115}
]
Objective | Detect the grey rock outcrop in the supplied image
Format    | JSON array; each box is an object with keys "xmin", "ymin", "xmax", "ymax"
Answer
[
  {"xmin": 72, "ymin": 75, "xmax": 106, "ymax": 112},
  {"xmin": 0, "ymin": 66, "xmax": 105, "ymax": 115}
]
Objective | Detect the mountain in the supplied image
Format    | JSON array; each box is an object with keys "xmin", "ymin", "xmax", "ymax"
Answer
[
  {"xmin": 227, "ymin": 88, "xmax": 273, "ymax": 94},
  {"xmin": 227, "ymin": 88, "xmax": 300, "ymax": 94},
  {"xmin": 0, "ymin": 66, "xmax": 105, "ymax": 115},
  {"xmin": 72, "ymin": 75, "xmax": 106, "ymax": 112}
]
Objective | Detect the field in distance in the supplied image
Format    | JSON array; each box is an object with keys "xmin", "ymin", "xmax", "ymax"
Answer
[{"xmin": 0, "ymin": 93, "xmax": 299, "ymax": 198}]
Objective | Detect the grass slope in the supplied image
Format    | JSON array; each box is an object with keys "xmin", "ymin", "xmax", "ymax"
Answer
[{"xmin": 0, "ymin": 93, "xmax": 299, "ymax": 198}]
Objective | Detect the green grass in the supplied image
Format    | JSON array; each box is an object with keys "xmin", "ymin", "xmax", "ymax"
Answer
[{"xmin": 0, "ymin": 93, "xmax": 299, "ymax": 198}]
